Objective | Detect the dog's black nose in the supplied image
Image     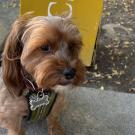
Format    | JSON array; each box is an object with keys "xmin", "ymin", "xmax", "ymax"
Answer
[{"xmin": 63, "ymin": 68, "xmax": 76, "ymax": 80}]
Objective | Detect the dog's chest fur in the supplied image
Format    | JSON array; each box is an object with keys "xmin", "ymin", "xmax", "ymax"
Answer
[{"xmin": 0, "ymin": 68, "xmax": 28, "ymax": 127}]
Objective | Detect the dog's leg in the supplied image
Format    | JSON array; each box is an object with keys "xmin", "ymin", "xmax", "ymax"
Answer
[
  {"xmin": 8, "ymin": 128, "xmax": 25, "ymax": 135},
  {"xmin": 47, "ymin": 93, "xmax": 66, "ymax": 135},
  {"xmin": 2, "ymin": 116, "xmax": 25, "ymax": 135},
  {"xmin": 8, "ymin": 121, "xmax": 25, "ymax": 135},
  {"xmin": 0, "ymin": 96, "xmax": 27, "ymax": 135}
]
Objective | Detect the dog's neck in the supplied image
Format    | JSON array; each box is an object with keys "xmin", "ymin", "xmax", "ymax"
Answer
[{"xmin": 21, "ymin": 67, "xmax": 43, "ymax": 92}]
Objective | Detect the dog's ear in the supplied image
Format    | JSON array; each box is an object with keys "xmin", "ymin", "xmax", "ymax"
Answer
[{"xmin": 2, "ymin": 13, "xmax": 32, "ymax": 96}]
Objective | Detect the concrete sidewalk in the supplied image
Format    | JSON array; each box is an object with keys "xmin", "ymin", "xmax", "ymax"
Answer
[{"xmin": 1, "ymin": 87, "xmax": 135, "ymax": 135}]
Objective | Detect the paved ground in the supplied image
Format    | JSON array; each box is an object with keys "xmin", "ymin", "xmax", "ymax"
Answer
[
  {"xmin": 85, "ymin": 0, "xmax": 135, "ymax": 93},
  {"xmin": 0, "ymin": 0, "xmax": 135, "ymax": 135},
  {"xmin": 0, "ymin": 0, "xmax": 19, "ymax": 54},
  {"xmin": 1, "ymin": 87, "xmax": 135, "ymax": 135}
]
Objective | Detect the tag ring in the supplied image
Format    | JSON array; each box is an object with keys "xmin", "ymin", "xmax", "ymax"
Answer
[{"xmin": 37, "ymin": 89, "xmax": 44, "ymax": 100}]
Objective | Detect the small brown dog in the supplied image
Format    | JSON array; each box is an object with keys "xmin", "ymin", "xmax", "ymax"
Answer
[{"xmin": 0, "ymin": 13, "xmax": 85, "ymax": 135}]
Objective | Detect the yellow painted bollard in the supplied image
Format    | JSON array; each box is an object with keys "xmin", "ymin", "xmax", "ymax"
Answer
[{"xmin": 20, "ymin": 0, "xmax": 103, "ymax": 66}]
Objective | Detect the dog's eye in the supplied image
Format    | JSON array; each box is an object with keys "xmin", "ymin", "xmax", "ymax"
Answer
[
  {"xmin": 41, "ymin": 45, "xmax": 51, "ymax": 52},
  {"xmin": 69, "ymin": 45, "xmax": 74, "ymax": 52}
]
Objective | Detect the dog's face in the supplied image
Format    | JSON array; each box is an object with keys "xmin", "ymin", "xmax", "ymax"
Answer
[{"xmin": 2, "ymin": 14, "xmax": 85, "ymax": 95}]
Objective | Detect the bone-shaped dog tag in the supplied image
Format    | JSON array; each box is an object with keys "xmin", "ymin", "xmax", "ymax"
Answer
[{"xmin": 30, "ymin": 92, "xmax": 49, "ymax": 111}]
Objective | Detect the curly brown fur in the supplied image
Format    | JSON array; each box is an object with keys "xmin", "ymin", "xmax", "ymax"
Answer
[{"xmin": 0, "ymin": 13, "xmax": 85, "ymax": 135}]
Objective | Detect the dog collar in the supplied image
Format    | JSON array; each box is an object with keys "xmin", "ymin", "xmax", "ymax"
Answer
[
  {"xmin": 25, "ymin": 90, "xmax": 57, "ymax": 122},
  {"xmin": 21, "ymin": 68, "xmax": 57, "ymax": 122}
]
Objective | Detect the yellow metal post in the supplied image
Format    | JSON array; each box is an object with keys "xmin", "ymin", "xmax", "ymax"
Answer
[{"xmin": 20, "ymin": 0, "xmax": 103, "ymax": 66}]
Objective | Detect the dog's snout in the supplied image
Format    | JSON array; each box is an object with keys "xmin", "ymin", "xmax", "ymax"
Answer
[{"xmin": 63, "ymin": 68, "xmax": 76, "ymax": 80}]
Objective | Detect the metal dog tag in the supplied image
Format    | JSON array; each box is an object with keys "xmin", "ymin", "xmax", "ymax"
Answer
[{"xmin": 30, "ymin": 91, "xmax": 49, "ymax": 111}]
